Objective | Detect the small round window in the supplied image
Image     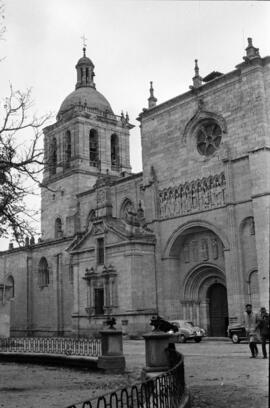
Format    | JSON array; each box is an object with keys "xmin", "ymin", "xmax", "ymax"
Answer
[{"xmin": 196, "ymin": 122, "xmax": 222, "ymax": 156}]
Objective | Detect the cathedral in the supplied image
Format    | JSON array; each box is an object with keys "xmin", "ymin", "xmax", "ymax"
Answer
[{"xmin": 0, "ymin": 38, "xmax": 269, "ymax": 338}]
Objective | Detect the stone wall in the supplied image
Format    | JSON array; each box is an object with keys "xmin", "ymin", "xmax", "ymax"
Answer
[{"xmin": 139, "ymin": 55, "xmax": 270, "ymax": 322}]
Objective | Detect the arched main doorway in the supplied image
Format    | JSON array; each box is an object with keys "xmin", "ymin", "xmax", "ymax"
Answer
[
  {"xmin": 207, "ymin": 283, "xmax": 228, "ymax": 336},
  {"xmin": 167, "ymin": 223, "xmax": 229, "ymax": 337}
]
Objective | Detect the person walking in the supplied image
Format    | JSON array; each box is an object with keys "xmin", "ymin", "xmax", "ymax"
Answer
[
  {"xmin": 256, "ymin": 307, "xmax": 269, "ymax": 359},
  {"xmin": 243, "ymin": 304, "xmax": 259, "ymax": 358}
]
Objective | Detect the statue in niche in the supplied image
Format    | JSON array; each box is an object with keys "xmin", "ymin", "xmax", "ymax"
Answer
[
  {"xmin": 214, "ymin": 178, "xmax": 223, "ymax": 206},
  {"xmin": 122, "ymin": 201, "xmax": 135, "ymax": 221},
  {"xmin": 182, "ymin": 189, "xmax": 187, "ymax": 213},
  {"xmin": 203, "ymin": 181, "xmax": 211, "ymax": 209},
  {"xmin": 187, "ymin": 185, "xmax": 192, "ymax": 211},
  {"xmin": 191, "ymin": 184, "xmax": 197, "ymax": 209},
  {"xmin": 198, "ymin": 183, "xmax": 203, "ymax": 210},
  {"xmin": 164, "ymin": 191, "xmax": 170, "ymax": 218},
  {"xmin": 211, "ymin": 238, "xmax": 219, "ymax": 259},
  {"xmin": 162, "ymin": 191, "xmax": 168, "ymax": 218},
  {"xmin": 201, "ymin": 239, "xmax": 209, "ymax": 261},
  {"xmin": 160, "ymin": 192, "xmax": 166, "ymax": 218},
  {"xmin": 191, "ymin": 240, "xmax": 198, "ymax": 262},
  {"xmin": 174, "ymin": 188, "xmax": 181, "ymax": 215},
  {"xmin": 168, "ymin": 190, "xmax": 174, "ymax": 217},
  {"xmin": 183, "ymin": 243, "xmax": 190, "ymax": 263},
  {"xmin": 221, "ymin": 175, "xmax": 226, "ymax": 203},
  {"xmin": 186, "ymin": 186, "xmax": 192, "ymax": 212},
  {"xmin": 179, "ymin": 187, "xmax": 183, "ymax": 215}
]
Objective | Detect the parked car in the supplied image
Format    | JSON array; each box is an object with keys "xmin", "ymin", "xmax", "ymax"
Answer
[
  {"xmin": 227, "ymin": 324, "xmax": 247, "ymax": 343},
  {"xmin": 169, "ymin": 320, "xmax": 205, "ymax": 343}
]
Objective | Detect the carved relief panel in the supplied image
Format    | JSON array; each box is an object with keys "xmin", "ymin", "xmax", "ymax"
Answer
[
  {"xmin": 181, "ymin": 233, "xmax": 223, "ymax": 265},
  {"xmin": 159, "ymin": 172, "xmax": 226, "ymax": 219}
]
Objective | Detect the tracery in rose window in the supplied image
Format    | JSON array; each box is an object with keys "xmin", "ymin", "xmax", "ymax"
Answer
[{"xmin": 197, "ymin": 122, "xmax": 222, "ymax": 156}]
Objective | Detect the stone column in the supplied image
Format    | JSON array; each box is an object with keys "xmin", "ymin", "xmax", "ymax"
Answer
[
  {"xmin": 223, "ymin": 158, "xmax": 244, "ymax": 321},
  {"xmin": 249, "ymin": 148, "xmax": 270, "ymax": 309}
]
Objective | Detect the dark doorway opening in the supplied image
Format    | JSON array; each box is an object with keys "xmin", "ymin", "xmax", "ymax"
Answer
[
  {"xmin": 207, "ymin": 283, "xmax": 228, "ymax": 336},
  {"xmin": 94, "ymin": 288, "xmax": 104, "ymax": 315}
]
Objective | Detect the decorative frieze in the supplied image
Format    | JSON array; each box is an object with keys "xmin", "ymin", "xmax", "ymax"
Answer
[{"xmin": 159, "ymin": 172, "xmax": 226, "ymax": 219}]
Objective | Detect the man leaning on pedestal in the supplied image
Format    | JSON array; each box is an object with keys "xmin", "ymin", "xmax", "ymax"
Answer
[{"xmin": 243, "ymin": 304, "xmax": 259, "ymax": 358}]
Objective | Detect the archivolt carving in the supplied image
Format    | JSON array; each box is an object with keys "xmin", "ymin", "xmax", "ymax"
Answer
[{"xmin": 159, "ymin": 172, "xmax": 226, "ymax": 219}]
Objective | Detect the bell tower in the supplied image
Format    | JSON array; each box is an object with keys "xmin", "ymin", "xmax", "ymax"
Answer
[{"xmin": 41, "ymin": 48, "xmax": 133, "ymax": 241}]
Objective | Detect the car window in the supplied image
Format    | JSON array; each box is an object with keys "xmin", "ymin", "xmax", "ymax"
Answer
[{"xmin": 187, "ymin": 321, "xmax": 194, "ymax": 327}]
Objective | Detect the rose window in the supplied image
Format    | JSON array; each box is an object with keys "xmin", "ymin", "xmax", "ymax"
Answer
[{"xmin": 196, "ymin": 122, "xmax": 222, "ymax": 156}]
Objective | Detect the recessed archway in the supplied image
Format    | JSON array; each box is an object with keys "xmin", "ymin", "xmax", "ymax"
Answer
[
  {"xmin": 182, "ymin": 264, "xmax": 228, "ymax": 336},
  {"xmin": 163, "ymin": 222, "xmax": 229, "ymax": 336}
]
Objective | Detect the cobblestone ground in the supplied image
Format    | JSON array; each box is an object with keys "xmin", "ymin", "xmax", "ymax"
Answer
[{"xmin": 0, "ymin": 340, "xmax": 268, "ymax": 408}]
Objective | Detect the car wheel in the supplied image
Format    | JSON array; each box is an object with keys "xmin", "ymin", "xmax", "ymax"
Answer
[
  {"xmin": 194, "ymin": 337, "xmax": 202, "ymax": 343},
  {"xmin": 179, "ymin": 334, "xmax": 186, "ymax": 343},
  {"xmin": 232, "ymin": 334, "xmax": 240, "ymax": 344}
]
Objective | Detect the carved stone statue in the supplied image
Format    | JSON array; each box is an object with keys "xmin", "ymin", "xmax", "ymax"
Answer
[
  {"xmin": 211, "ymin": 238, "xmax": 219, "ymax": 259},
  {"xmin": 201, "ymin": 239, "xmax": 209, "ymax": 261}
]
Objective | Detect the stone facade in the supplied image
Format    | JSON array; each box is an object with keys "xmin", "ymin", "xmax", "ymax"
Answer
[{"xmin": 0, "ymin": 39, "xmax": 269, "ymax": 337}]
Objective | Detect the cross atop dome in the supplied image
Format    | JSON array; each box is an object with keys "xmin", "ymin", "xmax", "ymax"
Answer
[{"xmin": 81, "ymin": 34, "xmax": 88, "ymax": 57}]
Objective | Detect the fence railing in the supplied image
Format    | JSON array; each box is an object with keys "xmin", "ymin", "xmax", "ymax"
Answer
[
  {"xmin": 0, "ymin": 337, "xmax": 101, "ymax": 357},
  {"xmin": 66, "ymin": 354, "xmax": 186, "ymax": 408}
]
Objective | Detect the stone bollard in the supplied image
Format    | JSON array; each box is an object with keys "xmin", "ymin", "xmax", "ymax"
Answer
[
  {"xmin": 142, "ymin": 331, "xmax": 173, "ymax": 373},
  {"xmin": 97, "ymin": 329, "xmax": 126, "ymax": 373}
]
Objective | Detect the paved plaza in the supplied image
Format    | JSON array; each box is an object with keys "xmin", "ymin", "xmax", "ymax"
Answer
[{"xmin": 0, "ymin": 340, "xmax": 268, "ymax": 408}]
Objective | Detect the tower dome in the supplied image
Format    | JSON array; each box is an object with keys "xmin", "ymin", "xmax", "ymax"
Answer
[{"xmin": 57, "ymin": 48, "xmax": 113, "ymax": 118}]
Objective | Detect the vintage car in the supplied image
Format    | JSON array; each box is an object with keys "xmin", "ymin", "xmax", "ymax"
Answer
[
  {"xmin": 227, "ymin": 324, "xmax": 247, "ymax": 343},
  {"xmin": 169, "ymin": 320, "xmax": 205, "ymax": 343}
]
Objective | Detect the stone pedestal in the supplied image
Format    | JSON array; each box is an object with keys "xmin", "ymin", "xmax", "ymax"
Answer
[
  {"xmin": 97, "ymin": 329, "xmax": 125, "ymax": 373},
  {"xmin": 143, "ymin": 331, "xmax": 173, "ymax": 373}
]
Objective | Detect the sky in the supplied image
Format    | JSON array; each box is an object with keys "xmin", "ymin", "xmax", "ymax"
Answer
[{"xmin": 0, "ymin": 0, "xmax": 269, "ymax": 250}]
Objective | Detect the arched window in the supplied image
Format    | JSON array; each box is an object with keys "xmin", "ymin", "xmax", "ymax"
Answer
[
  {"xmin": 111, "ymin": 134, "xmax": 120, "ymax": 170},
  {"xmin": 6, "ymin": 276, "xmax": 15, "ymax": 300},
  {"xmin": 55, "ymin": 217, "xmax": 63, "ymax": 239},
  {"xmin": 89, "ymin": 129, "xmax": 99, "ymax": 167},
  {"xmin": 50, "ymin": 137, "xmax": 57, "ymax": 175},
  {"xmin": 65, "ymin": 130, "xmax": 72, "ymax": 167},
  {"xmin": 38, "ymin": 257, "xmax": 49, "ymax": 287},
  {"xmin": 120, "ymin": 199, "xmax": 134, "ymax": 221}
]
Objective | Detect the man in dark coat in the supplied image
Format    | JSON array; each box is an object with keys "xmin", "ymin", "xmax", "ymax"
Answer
[{"xmin": 257, "ymin": 307, "xmax": 269, "ymax": 359}]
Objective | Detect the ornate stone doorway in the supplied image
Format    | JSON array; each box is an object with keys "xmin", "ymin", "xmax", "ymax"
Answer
[
  {"xmin": 182, "ymin": 264, "xmax": 228, "ymax": 336},
  {"xmin": 207, "ymin": 283, "xmax": 228, "ymax": 336},
  {"xmin": 166, "ymin": 223, "xmax": 229, "ymax": 336}
]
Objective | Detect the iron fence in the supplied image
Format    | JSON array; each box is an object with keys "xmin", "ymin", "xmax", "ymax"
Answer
[
  {"xmin": 66, "ymin": 354, "xmax": 186, "ymax": 408},
  {"xmin": 0, "ymin": 337, "xmax": 101, "ymax": 357}
]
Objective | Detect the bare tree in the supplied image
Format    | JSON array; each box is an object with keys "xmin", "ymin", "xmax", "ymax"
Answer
[
  {"xmin": 0, "ymin": 0, "xmax": 52, "ymax": 245},
  {"xmin": 0, "ymin": 85, "xmax": 50, "ymax": 244}
]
